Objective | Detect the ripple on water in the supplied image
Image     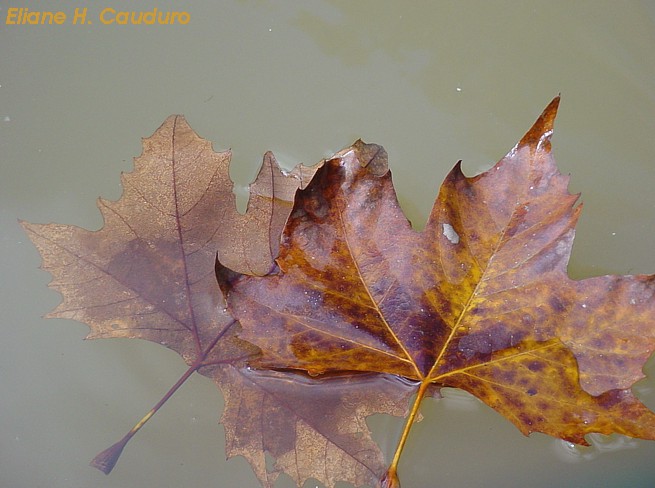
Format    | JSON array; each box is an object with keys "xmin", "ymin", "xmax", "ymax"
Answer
[{"xmin": 551, "ymin": 433, "xmax": 638, "ymax": 463}]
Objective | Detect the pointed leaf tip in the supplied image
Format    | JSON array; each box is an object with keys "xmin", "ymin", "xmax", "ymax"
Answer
[
  {"xmin": 224, "ymin": 96, "xmax": 655, "ymax": 487},
  {"xmin": 520, "ymin": 95, "xmax": 561, "ymax": 149},
  {"xmin": 28, "ymin": 101, "xmax": 655, "ymax": 488}
]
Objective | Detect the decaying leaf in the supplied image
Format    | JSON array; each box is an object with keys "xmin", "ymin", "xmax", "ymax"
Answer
[
  {"xmin": 21, "ymin": 116, "xmax": 415, "ymax": 488},
  {"xmin": 22, "ymin": 99, "xmax": 655, "ymax": 488},
  {"xmin": 218, "ymin": 98, "xmax": 655, "ymax": 486}
]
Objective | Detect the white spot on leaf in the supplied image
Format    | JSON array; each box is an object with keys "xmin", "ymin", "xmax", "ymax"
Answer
[{"xmin": 442, "ymin": 223, "xmax": 460, "ymax": 244}]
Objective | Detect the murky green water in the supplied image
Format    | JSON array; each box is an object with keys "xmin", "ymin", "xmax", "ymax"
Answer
[{"xmin": 2, "ymin": 1, "xmax": 655, "ymax": 487}]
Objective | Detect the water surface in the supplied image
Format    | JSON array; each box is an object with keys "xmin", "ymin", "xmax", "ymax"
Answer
[{"xmin": 2, "ymin": 1, "xmax": 655, "ymax": 487}]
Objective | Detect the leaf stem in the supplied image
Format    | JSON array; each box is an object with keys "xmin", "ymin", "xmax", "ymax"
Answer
[
  {"xmin": 90, "ymin": 357, "xmax": 202, "ymax": 473},
  {"xmin": 90, "ymin": 319, "xmax": 237, "ymax": 474},
  {"xmin": 382, "ymin": 379, "xmax": 431, "ymax": 487}
]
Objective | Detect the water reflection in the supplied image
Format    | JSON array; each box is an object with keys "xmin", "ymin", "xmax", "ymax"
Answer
[{"xmin": 553, "ymin": 434, "xmax": 638, "ymax": 463}]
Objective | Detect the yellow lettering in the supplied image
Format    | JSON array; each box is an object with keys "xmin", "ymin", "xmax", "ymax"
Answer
[
  {"xmin": 99, "ymin": 8, "xmax": 114, "ymax": 24},
  {"xmin": 53, "ymin": 11, "xmax": 66, "ymax": 24},
  {"xmin": 116, "ymin": 12, "xmax": 128, "ymax": 25},
  {"xmin": 39, "ymin": 12, "xmax": 66, "ymax": 25},
  {"xmin": 142, "ymin": 9, "xmax": 155, "ymax": 24},
  {"xmin": 94, "ymin": 8, "xmax": 190, "ymax": 26},
  {"xmin": 6, "ymin": 7, "xmax": 19, "ymax": 24},
  {"xmin": 5, "ymin": 7, "xmax": 67, "ymax": 25},
  {"xmin": 26, "ymin": 11, "xmax": 40, "ymax": 24},
  {"xmin": 72, "ymin": 8, "xmax": 88, "ymax": 25}
]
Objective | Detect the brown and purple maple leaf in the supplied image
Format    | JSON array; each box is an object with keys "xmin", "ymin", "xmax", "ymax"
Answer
[{"xmin": 22, "ymin": 98, "xmax": 655, "ymax": 488}]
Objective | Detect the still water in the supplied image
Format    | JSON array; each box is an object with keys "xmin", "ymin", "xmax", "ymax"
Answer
[{"xmin": 2, "ymin": 1, "xmax": 655, "ymax": 487}]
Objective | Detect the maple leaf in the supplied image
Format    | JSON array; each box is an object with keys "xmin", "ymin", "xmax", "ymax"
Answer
[
  {"xmin": 22, "ymin": 116, "xmax": 422, "ymax": 488},
  {"xmin": 22, "ymin": 99, "xmax": 655, "ymax": 488},
  {"xmin": 218, "ymin": 97, "xmax": 655, "ymax": 487}
]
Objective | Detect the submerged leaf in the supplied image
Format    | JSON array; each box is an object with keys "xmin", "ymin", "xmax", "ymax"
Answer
[
  {"xmin": 23, "ymin": 99, "xmax": 655, "ymax": 488},
  {"xmin": 23, "ymin": 116, "xmax": 417, "ymax": 487}
]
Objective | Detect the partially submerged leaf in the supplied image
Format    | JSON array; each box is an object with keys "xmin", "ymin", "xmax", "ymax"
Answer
[
  {"xmin": 22, "ymin": 99, "xmax": 655, "ymax": 488},
  {"xmin": 22, "ymin": 116, "xmax": 417, "ymax": 488},
  {"xmin": 218, "ymin": 98, "xmax": 655, "ymax": 485},
  {"xmin": 219, "ymin": 369, "xmax": 413, "ymax": 487},
  {"xmin": 23, "ymin": 116, "xmax": 241, "ymax": 361},
  {"xmin": 21, "ymin": 113, "xmax": 325, "ymax": 351}
]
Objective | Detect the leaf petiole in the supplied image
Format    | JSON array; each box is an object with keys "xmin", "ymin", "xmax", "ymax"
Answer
[
  {"xmin": 90, "ymin": 319, "xmax": 239, "ymax": 474},
  {"xmin": 382, "ymin": 379, "xmax": 431, "ymax": 487}
]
